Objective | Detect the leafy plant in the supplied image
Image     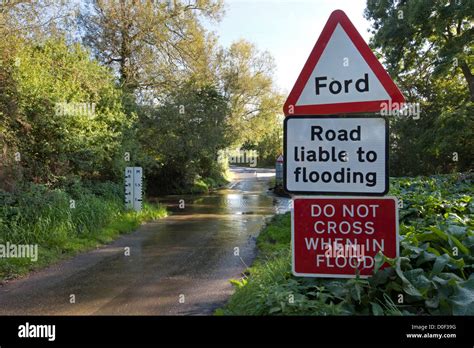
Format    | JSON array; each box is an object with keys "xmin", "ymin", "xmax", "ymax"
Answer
[
  {"xmin": 0, "ymin": 182, "xmax": 167, "ymax": 280},
  {"xmin": 220, "ymin": 173, "xmax": 473, "ymax": 315}
]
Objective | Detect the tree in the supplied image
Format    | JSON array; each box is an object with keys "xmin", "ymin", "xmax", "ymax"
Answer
[
  {"xmin": 241, "ymin": 93, "xmax": 284, "ymax": 166},
  {"xmin": 78, "ymin": 0, "xmax": 223, "ymax": 95},
  {"xmin": 365, "ymin": 0, "xmax": 473, "ymax": 175},
  {"xmin": 0, "ymin": 0, "xmax": 99, "ymax": 190},
  {"xmin": 0, "ymin": 38, "xmax": 130, "ymax": 187},
  {"xmin": 216, "ymin": 39, "xmax": 279, "ymax": 145},
  {"xmin": 365, "ymin": 0, "xmax": 473, "ymax": 101},
  {"xmin": 138, "ymin": 81, "xmax": 230, "ymax": 193}
]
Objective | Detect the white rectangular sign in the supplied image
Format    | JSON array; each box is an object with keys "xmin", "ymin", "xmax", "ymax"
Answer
[
  {"xmin": 125, "ymin": 167, "xmax": 133, "ymax": 209},
  {"xmin": 125, "ymin": 167, "xmax": 143, "ymax": 211},
  {"xmin": 133, "ymin": 167, "xmax": 143, "ymax": 211},
  {"xmin": 284, "ymin": 116, "xmax": 388, "ymax": 195}
]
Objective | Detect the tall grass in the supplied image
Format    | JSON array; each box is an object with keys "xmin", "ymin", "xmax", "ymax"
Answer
[{"xmin": 0, "ymin": 182, "xmax": 167, "ymax": 280}]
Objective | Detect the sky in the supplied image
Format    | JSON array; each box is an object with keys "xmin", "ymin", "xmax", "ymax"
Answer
[{"xmin": 205, "ymin": 0, "xmax": 372, "ymax": 94}]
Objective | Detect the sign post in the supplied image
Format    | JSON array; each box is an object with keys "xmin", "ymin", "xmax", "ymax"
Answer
[
  {"xmin": 283, "ymin": 9, "xmax": 403, "ymax": 279},
  {"xmin": 125, "ymin": 167, "xmax": 143, "ymax": 211},
  {"xmin": 275, "ymin": 155, "xmax": 284, "ymax": 185}
]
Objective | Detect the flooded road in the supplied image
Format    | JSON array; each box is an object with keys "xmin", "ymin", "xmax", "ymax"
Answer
[{"xmin": 0, "ymin": 167, "xmax": 290, "ymax": 315}]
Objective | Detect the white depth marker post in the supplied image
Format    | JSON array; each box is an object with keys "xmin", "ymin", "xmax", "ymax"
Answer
[{"xmin": 125, "ymin": 167, "xmax": 143, "ymax": 211}]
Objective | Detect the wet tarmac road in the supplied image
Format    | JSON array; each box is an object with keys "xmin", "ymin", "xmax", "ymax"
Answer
[{"xmin": 0, "ymin": 167, "xmax": 290, "ymax": 315}]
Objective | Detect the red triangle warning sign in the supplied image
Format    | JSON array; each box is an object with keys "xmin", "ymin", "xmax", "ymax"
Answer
[{"xmin": 283, "ymin": 10, "xmax": 405, "ymax": 116}]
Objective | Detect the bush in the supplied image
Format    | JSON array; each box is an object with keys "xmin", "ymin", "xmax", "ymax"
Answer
[
  {"xmin": 0, "ymin": 38, "xmax": 131, "ymax": 189},
  {"xmin": 0, "ymin": 182, "xmax": 166, "ymax": 280}
]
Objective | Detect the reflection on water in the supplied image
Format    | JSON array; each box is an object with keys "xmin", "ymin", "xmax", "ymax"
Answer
[{"xmin": 159, "ymin": 179, "xmax": 290, "ymax": 217}]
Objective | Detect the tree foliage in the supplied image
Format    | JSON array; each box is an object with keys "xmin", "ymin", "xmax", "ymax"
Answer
[
  {"xmin": 138, "ymin": 81, "xmax": 230, "ymax": 193},
  {"xmin": 0, "ymin": 38, "xmax": 130, "ymax": 188},
  {"xmin": 365, "ymin": 0, "xmax": 473, "ymax": 101},
  {"xmin": 365, "ymin": 0, "xmax": 473, "ymax": 175},
  {"xmin": 0, "ymin": 0, "xmax": 284, "ymax": 194},
  {"xmin": 79, "ymin": 0, "xmax": 223, "ymax": 93}
]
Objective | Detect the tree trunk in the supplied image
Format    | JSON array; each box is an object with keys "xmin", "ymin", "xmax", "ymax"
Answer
[{"xmin": 460, "ymin": 60, "xmax": 474, "ymax": 102}]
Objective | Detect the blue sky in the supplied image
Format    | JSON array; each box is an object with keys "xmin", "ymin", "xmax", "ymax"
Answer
[{"xmin": 205, "ymin": 0, "xmax": 371, "ymax": 94}]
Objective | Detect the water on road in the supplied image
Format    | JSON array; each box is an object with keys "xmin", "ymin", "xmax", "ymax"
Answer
[{"xmin": 0, "ymin": 167, "xmax": 290, "ymax": 315}]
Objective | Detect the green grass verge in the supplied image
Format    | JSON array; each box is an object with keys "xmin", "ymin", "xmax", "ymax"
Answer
[
  {"xmin": 0, "ymin": 183, "xmax": 167, "ymax": 281},
  {"xmin": 188, "ymin": 175, "xmax": 229, "ymax": 194},
  {"xmin": 171, "ymin": 171, "xmax": 231, "ymax": 194},
  {"xmin": 217, "ymin": 173, "xmax": 474, "ymax": 315}
]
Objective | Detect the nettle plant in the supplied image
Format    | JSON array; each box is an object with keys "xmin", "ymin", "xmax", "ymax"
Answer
[
  {"xmin": 221, "ymin": 174, "xmax": 473, "ymax": 316},
  {"xmin": 380, "ymin": 174, "xmax": 473, "ymax": 315},
  {"xmin": 315, "ymin": 175, "xmax": 473, "ymax": 315}
]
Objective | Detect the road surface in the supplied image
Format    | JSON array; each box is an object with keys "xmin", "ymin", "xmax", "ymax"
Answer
[{"xmin": 0, "ymin": 167, "xmax": 289, "ymax": 315}]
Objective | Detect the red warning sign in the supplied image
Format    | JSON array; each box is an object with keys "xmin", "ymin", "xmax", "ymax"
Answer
[
  {"xmin": 283, "ymin": 10, "xmax": 405, "ymax": 115},
  {"xmin": 292, "ymin": 196, "xmax": 398, "ymax": 278}
]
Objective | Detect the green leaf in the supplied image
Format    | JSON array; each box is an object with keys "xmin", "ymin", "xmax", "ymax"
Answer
[
  {"xmin": 432, "ymin": 254, "xmax": 450, "ymax": 275},
  {"xmin": 429, "ymin": 226, "xmax": 449, "ymax": 241},
  {"xmin": 426, "ymin": 246, "xmax": 441, "ymax": 256},
  {"xmin": 449, "ymin": 234, "xmax": 470, "ymax": 255},
  {"xmin": 269, "ymin": 306, "xmax": 281, "ymax": 314},
  {"xmin": 370, "ymin": 268, "xmax": 391, "ymax": 286},
  {"xmin": 464, "ymin": 236, "xmax": 474, "ymax": 248},
  {"xmin": 373, "ymin": 252, "xmax": 385, "ymax": 274},
  {"xmin": 425, "ymin": 295, "xmax": 440, "ymax": 309},
  {"xmin": 405, "ymin": 269, "xmax": 432, "ymax": 294},
  {"xmin": 350, "ymin": 282, "xmax": 362, "ymax": 303},
  {"xmin": 395, "ymin": 258, "xmax": 423, "ymax": 298},
  {"xmin": 416, "ymin": 250, "xmax": 437, "ymax": 266},
  {"xmin": 325, "ymin": 281, "xmax": 347, "ymax": 299},
  {"xmin": 447, "ymin": 224, "xmax": 467, "ymax": 237},
  {"xmin": 371, "ymin": 302, "xmax": 384, "ymax": 316},
  {"xmin": 449, "ymin": 278, "xmax": 474, "ymax": 315}
]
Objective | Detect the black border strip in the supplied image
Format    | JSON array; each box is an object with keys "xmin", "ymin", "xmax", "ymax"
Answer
[
  {"xmin": 283, "ymin": 115, "xmax": 389, "ymax": 196},
  {"xmin": 0, "ymin": 315, "xmax": 471, "ymax": 346}
]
